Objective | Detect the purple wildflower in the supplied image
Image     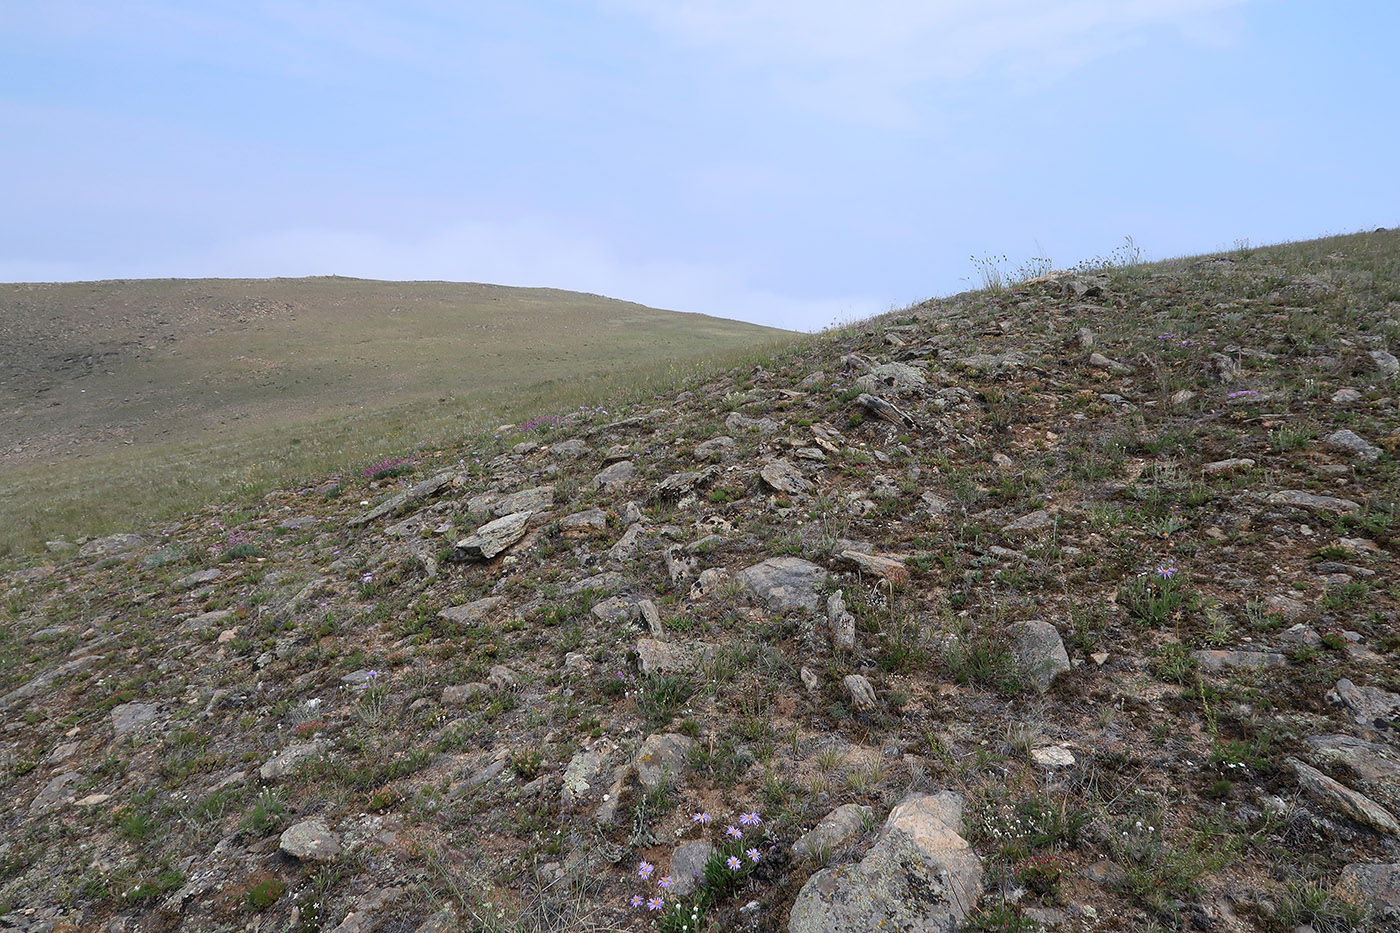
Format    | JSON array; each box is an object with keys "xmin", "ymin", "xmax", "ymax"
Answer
[
  {"xmin": 726, "ymin": 856, "xmax": 741, "ymax": 870},
  {"xmin": 739, "ymin": 812, "xmax": 762, "ymax": 826},
  {"xmin": 747, "ymin": 848, "xmax": 761, "ymax": 863},
  {"xmin": 726, "ymin": 826, "xmax": 742, "ymax": 839},
  {"xmin": 637, "ymin": 861, "xmax": 654, "ymax": 880},
  {"xmin": 647, "ymin": 897, "xmax": 664, "ymax": 911}
]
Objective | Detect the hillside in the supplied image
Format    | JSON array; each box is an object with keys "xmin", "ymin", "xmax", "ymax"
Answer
[
  {"xmin": 2, "ymin": 230, "xmax": 1399, "ymax": 933},
  {"xmin": 0, "ymin": 277, "xmax": 794, "ymax": 555}
]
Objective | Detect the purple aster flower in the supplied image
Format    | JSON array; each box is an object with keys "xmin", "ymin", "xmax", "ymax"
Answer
[
  {"xmin": 637, "ymin": 861, "xmax": 654, "ymax": 880},
  {"xmin": 739, "ymin": 812, "xmax": 762, "ymax": 826},
  {"xmin": 726, "ymin": 856, "xmax": 741, "ymax": 870},
  {"xmin": 647, "ymin": 897, "xmax": 664, "ymax": 911},
  {"xmin": 630, "ymin": 895, "xmax": 643, "ymax": 908},
  {"xmin": 658, "ymin": 876, "xmax": 672, "ymax": 890},
  {"xmin": 726, "ymin": 826, "xmax": 742, "ymax": 839},
  {"xmin": 692, "ymin": 812, "xmax": 711, "ymax": 825},
  {"xmin": 1156, "ymin": 564, "xmax": 1177, "ymax": 579},
  {"xmin": 747, "ymin": 848, "xmax": 761, "ymax": 863}
]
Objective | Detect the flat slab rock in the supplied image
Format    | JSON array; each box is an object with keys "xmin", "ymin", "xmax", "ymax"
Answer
[
  {"xmin": 789, "ymin": 791, "xmax": 983, "ymax": 933},
  {"xmin": 636, "ymin": 638, "xmax": 712, "ymax": 675},
  {"xmin": 760, "ymin": 458, "xmax": 813, "ymax": 495},
  {"xmin": 110, "ymin": 702, "xmax": 160, "ymax": 737},
  {"xmin": 792, "ymin": 804, "xmax": 874, "ymax": 861},
  {"xmin": 1339, "ymin": 862, "xmax": 1400, "ymax": 923},
  {"xmin": 280, "ymin": 819, "xmax": 343, "ymax": 860},
  {"xmin": 437, "ymin": 597, "xmax": 504, "ymax": 627},
  {"xmin": 736, "ymin": 556, "xmax": 826, "ymax": 611},
  {"xmin": 453, "ymin": 511, "xmax": 532, "ymax": 561},
  {"xmin": 1327, "ymin": 679, "xmax": 1400, "ymax": 734},
  {"xmin": 1287, "ymin": 757, "xmax": 1399, "ymax": 835},
  {"xmin": 1191, "ymin": 649, "xmax": 1288, "ymax": 672},
  {"xmin": 1009, "ymin": 620, "xmax": 1070, "ymax": 692},
  {"xmin": 79, "ymin": 533, "xmax": 146, "ymax": 559},
  {"xmin": 1267, "ymin": 490, "xmax": 1361, "ymax": 514}
]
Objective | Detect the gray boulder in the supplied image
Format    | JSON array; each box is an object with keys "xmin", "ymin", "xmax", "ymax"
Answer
[
  {"xmin": 453, "ymin": 511, "xmax": 532, "ymax": 561},
  {"xmin": 792, "ymin": 804, "xmax": 874, "ymax": 861},
  {"xmin": 1288, "ymin": 758, "xmax": 1399, "ymax": 834},
  {"xmin": 280, "ymin": 820, "xmax": 342, "ymax": 860},
  {"xmin": 79, "ymin": 533, "xmax": 146, "ymax": 560},
  {"xmin": 788, "ymin": 792, "xmax": 983, "ymax": 933},
  {"xmin": 1267, "ymin": 490, "xmax": 1361, "ymax": 515},
  {"xmin": 1325, "ymin": 429, "xmax": 1382, "ymax": 461},
  {"xmin": 1339, "ymin": 862, "xmax": 1400, "ymax": 924},
  {"xmin": 760, "ymin": 458, "xmax": 812, "ymax": 495},
  {"xmin": 736, "ymin": 557, "xmax": 826, "ymax": 611},
  {"xmin": 1009, "ymin": 621, "xmax": 1070, "ymax": 692},
  {"xmin": 634, "ymin": 733, "xmax": 694, "ymax": 792}
]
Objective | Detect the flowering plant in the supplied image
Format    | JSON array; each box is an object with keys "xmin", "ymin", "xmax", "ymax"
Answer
[{"xmin": 625, "ymin": 810, "xmax": 768, "ymax": 932}]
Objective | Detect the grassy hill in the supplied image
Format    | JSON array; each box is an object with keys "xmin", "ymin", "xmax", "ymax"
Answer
[
  {"xmin": 1, "ymin": 231, "xmax": 1398, "ymax": 932},
  {"xmin": 0, "ymin": 277, "xmax": 795, "ymax": 555}
]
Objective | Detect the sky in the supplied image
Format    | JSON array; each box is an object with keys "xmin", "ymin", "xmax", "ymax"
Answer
[{"xmin": 1, "ymin": 2, "xmax": 1397, "ymax": 332}]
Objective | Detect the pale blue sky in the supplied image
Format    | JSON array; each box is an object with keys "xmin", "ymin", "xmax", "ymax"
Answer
[{"xmin": 2, "ymin": 2, "xmax": 1396, "ymax": 330}]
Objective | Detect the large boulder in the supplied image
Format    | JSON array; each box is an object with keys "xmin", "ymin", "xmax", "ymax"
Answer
[
  {"xmin": 789, "ymin": 791, "xmax": 983, "ymax": 933},
  {"xmin": 736, "ymin": 557, "xmax": 825, "ymax": 611},
  {"xmin": 453, "ymin": 511, "xmax": 532, "ymax": 561},
  {"xmin": 1009, "ymin": 620, "xmax": 1070, "ymax": 692}
]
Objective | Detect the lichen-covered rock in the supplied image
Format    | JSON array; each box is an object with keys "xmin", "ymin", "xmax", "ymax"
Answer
[
  {"xmin": 788, "ymin": 792, "xmax": 982, "ymax": 933},
  {"xmin": 280, "ymin": 820, "xmax": 342, "ymax": 860},
  {"xmin": 792, "ymin": 804, "xmax": 873, "ymax": 861},
  {"xmin": 736, "ymin": 556, "xmax": 825, "ymax": 611},
  {"xmin": 453, "ymin": 511, "xmax": 532, "ymax": 560},
  {"xmin": 1009, "ymin": 620, "xmax": 1069, "ymax": 692}
]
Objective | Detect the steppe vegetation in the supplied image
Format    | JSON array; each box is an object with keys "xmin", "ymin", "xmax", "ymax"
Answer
[{"xmin": 1, "ymin": 230, "xmax": 1398, "ymax": 932}]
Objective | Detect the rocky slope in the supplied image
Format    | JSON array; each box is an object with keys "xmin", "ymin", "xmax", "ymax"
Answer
[{"xmin": 2, "ymin": 230, "xmax": 1399, "ymax": 933}]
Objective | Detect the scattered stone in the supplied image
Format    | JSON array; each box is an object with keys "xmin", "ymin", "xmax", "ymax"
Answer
[
  {"xmin": 1009, "ymin": 620, "xmax": 1070, "ymax": 692},
  {"xmin": 1332, "ymin": 388, "xmax": 1363, "ymax": 403},
  {"xmin": 760, "ymin": 458, "xmax": 812, "ymax": 495},
  {"xmin": 1325, "ymin": 429, "xmax": 1382, "ymax": 461},
  {"xmin": 827, "ymin": 591, "xmax": 856, "ymax": 651},
  {"xmin": 561, "ymin": 743, "xmax": 616, "ymax": 805},
  {"xmin": 453, "ymin": 511, "xmax": 532, "ymax": 560},
  {"xmin": 855, "ymin": 393, "xmax": 916, "ymax": 428},
  {"xmin": 591, "ymin": 596, "xmax": 635, "ymax": 625},
  {"xmin": 468, "ymin": 485, "xmax": 554, "ymax": 518},
  {"xmin": 1203, "ymin": 458, "xmax": 1254, "ymax": 476},
  {"xmin": 1305, "ymin": 734, "xmax": 1400, "ymax": 811},
  {"xmin": 1338, "ymin": 863, "xmax": 1400, "ymax": 923},
  {"xmin": 1267, "ymin": 594, "xmax": 1310, "ymax": 617},
  {"xmin": 441, "ymin": 683, "xmax": 488, "ymax": 705},
  {"xmin": 664, "ymin": 545, "xmax": 697, "ymax": 584},
  {"xmin": 843, "ymin": 674, "xmax": 877, "ymax": 711},
  {"xmin": 280, "ymin": 820, "xmax": 343, "ymax": 860},
  {"xmin": 260, "ymin": 741, "xmax": 326, "ymax": 781},
  {"xmin": 657, "ymin": 468, "xmax": 716, "ymax": 497},
  {"xmin": 1207, "ymin": 352, "xmax": 1243, "ymax": 383},
  {"xmin": 592, "ymin": 460, "xmax": 636, "ymax": 490},
  {"xmin": 1088, "ymin": 352, "xmax": 1132, "ymax": 374},
  {"xmin": 609, "ymin": 524, "xmax": 648, "ymax": 561},
  {"xmin": 1371, "ymin": 349, "xmax": 1400, "ymax": 377},
  {"xmin": 694, "ymin": 436, "xmax": 736, "ymax": 460},
  {"xmin": 788, "ymin": 791, "xmax": 983, "ymax": 933},
  {"xmin": 792, "ymin": 804, "xmax": 874, "ymax": 860},
  {"xmin": 487, "ymin": 665, "xmax": 518, "ymax": 690},
  {"xmin": 109, "ymin": 702, "xmax": 160, "ymax": 737},
  {"xmin": 560, "ymin": 509, "xmax": 608, "ymax": 538},
  {"xmin": 1287, "ymin": 758, "xmax": 1399, "ymax": 834},
  {"xmin": 1030, "ymin": 745, "xmax": 1076, "ymax": 768},
  {"xmin": 800, "ymin": 666, "xmax": 820, "ymax": 692},
  {"xmin": 1170, "ymin": 389, "xmax": 1196, "ymax": 407},
  {"xmin": 0, "ymin": 654, "xmax": 104, "ymax": 712},
  {"xmin": 736, "ymin": 556, "xmax": 826, "ymax": 611},
  {"xmin": 173, "ymin": 568, "xmax": 222, "ymax": 590},
  {"xmin": 725, "ymin": 412, "xmax": 781, "ymax": 434},
  {"xmin": 838, "ymin": 550, "xmax": 906, "ymax": 577},
  {"xmin": 856, "ymin": 362, "xmax": 926, "ymax": 396},
  {"xmin": 1002, "ymin": 509, "xmax": 1055, "ymax": 534},
  {"xmin": 548, "ymin": 438, "xmax": 587, "ymax": 459},
  {"xmin": 349, "ymin": 471, "xmax": 456, "ymax": 526},
  {"xmin": 1085, "ymin": 861, "xmax": 1128, "ymax": 887},
  {"xmin": 689, "ymin": 567, "xmax": 730, "ymax": 600},
  {"xmin": 922, "ymin": 491, "xmax": 952, "ymax": 518},
  {"xmin": 1267, "ymin": 490, "xmax": 1362, "ymax": 515},
  {"xmin": 1191, "ymin": 650, "xmax": 1288, "ymax": 672},
  {"xmin": 438, "ymin": 597, "xmax": 504, "ymax": 627},
  {"xmin": 79, "ymin": 533, "xmax": 146, "ymax": 560},
  {"xmin": 670, "ymin": 841, "xmax": 716, "ymax": 896},
  {"xmin": 1281, "ymin": 624, "xmax": 1322, "ymax": 649},
  {"xmin": 29, "ymin": 771, "xmax": 82, "ymax": 814},
  {"xmin": 636, "ymin": 638, "xmax": 703, "ymax": 675},
  {"xmin": 1327, "ymin": 679, "xmax": 1400, "ymax": 733},
  {"xmin": 634, "ymin": 733, "xmax": 694, "ymax": 792}
]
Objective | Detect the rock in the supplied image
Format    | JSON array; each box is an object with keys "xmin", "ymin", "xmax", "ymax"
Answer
[
  {"xmin": 442, "ymin": 681, "xmax": 490, "ymax": 705},
  {"xmin": 453, "ymin": 511, "xmax": 532, "ymax": 560},
  {"xmin": 549, "ymin": 439, "xmax": 587, "ymax": 459},
  {"xmin": 736, "ymin": 556, "xmax": 826, "ymax": 611},
  {"xmin": 1305, "ymin": 735, "xmax": 1400, "ymax": 811},
  {"xmin": 1281, "ymin": 624, "xmax": 1323, "ymax": 649},
  {"xmin": 0, "ymin": 654, "xmax": 104, "ymax": 711},
  {"xmin": 1203, "ymin": 458, "xmax": 1255, "ymax": 476},
  {"xmin": 843, "ymin": 674, "xmax": 877, "ymax": 711},
  {"xmin": 280, "ymin": 820, "xmax": 343, "ymax": 860},
  {"xmin": 561, "ymin": 743, "xmax": 616, "ymax": 805},
  {"xmin": 922, "ymin": 491, "xmax": 951, "ymax": 518},
  {"xmin": 592, "ymin": 460, "xmax": 636, "ymax": 490},
  {"xmin": 856, "ymin": 362, "xmax": 926, "ymax": 396},
  {"xmin": 79, "ymin": 533, "xmax": 146, "ymax": 560},
  {"xmin": 663, "ymin": 545, "xmax": 697, "ymax": 584},
  {"xmin": 792, "ymin": 804, "xmax": 874, "ymax": 861},
  {"xmin": 1088, "ymin": 352, "xmax": 1132, "ymax": 374},
  {"xmin": 1207, "ymin": 352, "xmax": 1243, "ymax": 383},
  {"xmin": 1085, "ymin": 860, "xmax": 1128, "ymax": 887},
  {"xmin": 634, "ymin": 733, "xmax": 694, "ymax": 792},
  {"xmin": 670, "ymin": 841, "xmax": 716, "ymax": 896},
  {"xmin": 1327, "ymin": 679, "xmax": 1400, "ymax": 733},
  {"xmin": 173, "ymin": 568, "xmax": 222, "ymax": 590},
  {"xmin": 1076, "ymin": 327, "xmax": 1095, "ymax": 350},
  {"xmin": 110, "ymin": 702, "xmax": 160, "ymax": 737},
  {"xmin": 590, "ymin": 596, "xmax": 636, "ymax": 626},
  {"xmin": 694, "ymin": 436, "xmax": 736, "ymax": 460},
  {"xmin": 560, "ymin": 509, "xmax": 608, "ymax": 537},
  {"xmin": 467, "ymin": 485, "xmax": 554, "ymax": 518},
  {"xmin": 688, "ymin": 567, "xmax": 730, "ymax": 600},
  {"xmin": 788, "ymin": 792, "xmax": 983, "ymax": 933},
  {"xmin": 1371, "ymin": 349, "xmax": 1400, "ymax": 377},
  {"xmin": 609, "ymin": 524, "xmax": 648, "ymax": 561},
  {"xmin": 1002, "ymin": 509, "xmax": 1055, "ymax": 534},
  {"xmin": 1170, "ymin": 389, "xmax": 1196, "ymax": 407},
  {"xmin": 1288, "ymin": 758, "xmax": 1399, "ymax": 834},
  {"xmin": 1267, "ymin": 490, "xmax": 1362, "ymax": 515},
  {"xmin": 1191, "ymin": 650, "xmax": 1288, "ymax": 672},
  {"xmin": 760, "ymin": 458, "xmax": 812, "ymax": 495},
  {"xmin": 487, "ymin": 665, "xmax": 518, "ymax": 690},
  {"xmin": 725, "ymin": 412, "xmax": 781, "ymax": 435},
  {"xmin": 657, "ymin": 468, "xmax": 716, "ymax": 497},
  {"xmin": 1338, "ymin": 863, "xmax": 1400, "ymax": 923},
  {"xmin": 350, "ymin": 471, "xmax": 456, "ymax": 526},
  {"xmin": 1332, "ymin": 388, "xmax": 1363, "ymax": 403},
  {"xmin": 636, "ymin": 638, "xmax": 703, "ymax": 675},
  {"xmin": 827, "ymin": 591, "xmax": 856, "ymax": 651},
  {"xmin": 437, "ymin": 597, "xmax": 504, "ymax": 628},
  {"xmin": 1324, "ymin": 429, "xmax": 1382, "ymax": 461},
  {"xmin": 260, "ymin": 741, "xmax": 325, "ymax": 781},
  {"xmin": 1009, "ymin": 621, "xmax": 1070, "ymax": 692},
  {"xmin": 1030, "ymin": 746, "xmax": 1076, "ymax": 768},
  {"xmin": 838, "ymin": 550, "xmax": 906, "ymax": 577},
  {"xmin": 29, "ymin": 771, "xmax": 82, "ymax": 814}
]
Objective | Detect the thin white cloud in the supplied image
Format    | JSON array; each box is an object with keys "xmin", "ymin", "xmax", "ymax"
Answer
[{"xmin": 609, "ymin": 0, "xmax": 1250, "ymax": 121}]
